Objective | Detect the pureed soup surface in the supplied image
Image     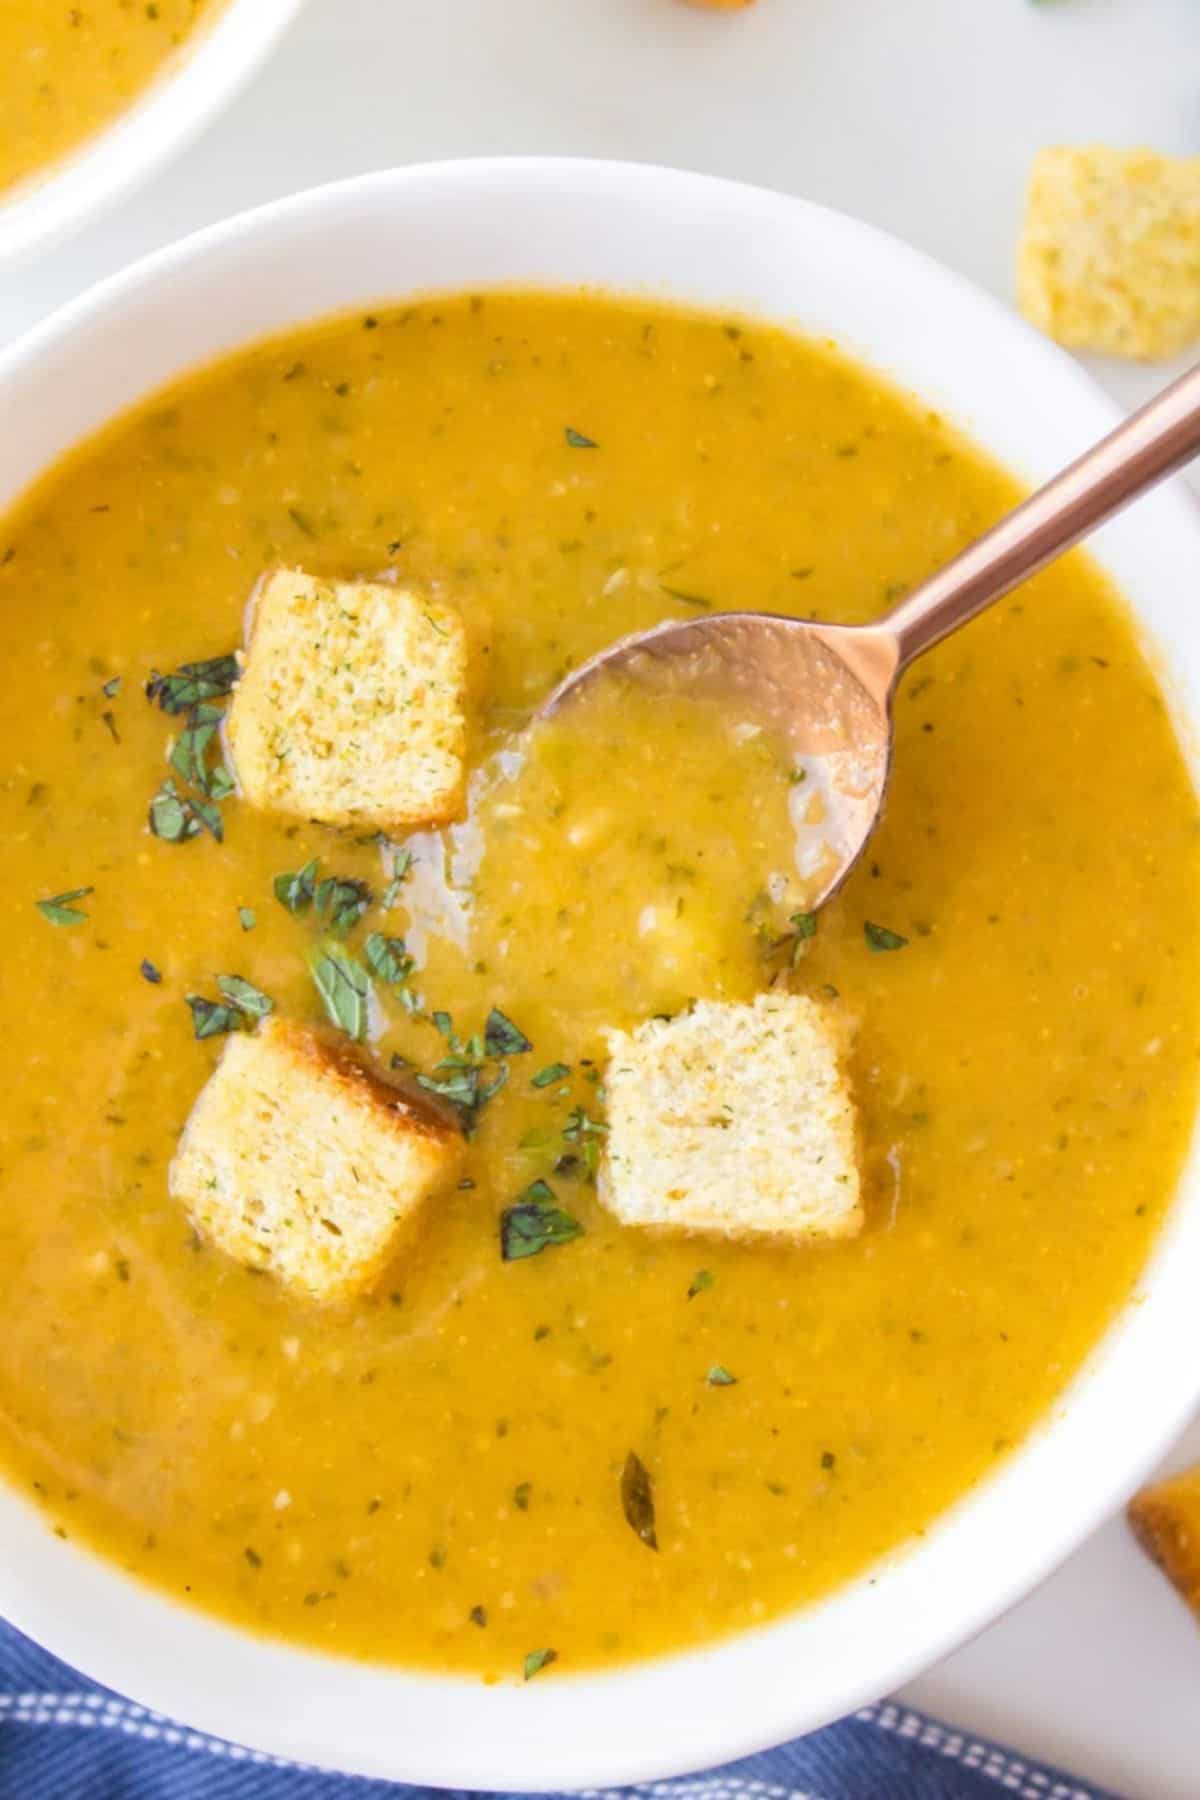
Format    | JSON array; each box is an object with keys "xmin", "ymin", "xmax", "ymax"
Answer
[
  {"xmin": 1, "ymin": 291, "xmax": 1198, "ymax": 1681},
  {"xmin": 0, "ymin": 0, "xmax": 213, "ymax": 196}
]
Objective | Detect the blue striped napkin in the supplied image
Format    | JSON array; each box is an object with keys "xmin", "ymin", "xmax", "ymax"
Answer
[{"xmin": 0, "ymin": 1619, "xmax": 1122, "ymax": 1800}]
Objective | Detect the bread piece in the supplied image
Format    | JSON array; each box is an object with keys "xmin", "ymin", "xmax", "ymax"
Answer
[
  {"xmin": 600, "ymin": 993, "xmax": 861, "ymax": 1241},
  {"xmin": 1129, "ymin": 1466, "xmax": 1200, "ymax": 1621},
  {"xmin": 226, "ymin": 569, "xmax": 467, "ymax": 830},
  {"xmin": 169, "ymin": 1016, "xmax": 462, "ymax": 1302},
  {"xmin": 1017, "ymin": 146, "xmax": 1200, "ymax": 360}
]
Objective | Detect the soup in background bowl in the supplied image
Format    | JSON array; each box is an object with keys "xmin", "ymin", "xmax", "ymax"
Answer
[
  {"xmin": 0, "ymin": 0, "xmax": 305, "ymax": 258},
  {"xmin": 1, "ymin": 160, "xmax": 1198, "ymax": 1789}
]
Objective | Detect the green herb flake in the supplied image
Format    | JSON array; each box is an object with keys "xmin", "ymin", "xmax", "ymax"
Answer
[
  {"xmin": 145, "ymin": 654, "xmax": 239, "ymax": 715},
  {"xmin": 864, "ymin": 921, "xmax": 909, "ymax": 953},
  {"xmin": 310, "ymin": 945, "xmax": 372, "ymax": 1040},
  {"xmin": 140, "ymin": 959, "xmax": 163, "ymax": 985},
  {"xmin": 484, "ymin": 1008, "xmax": 532, "ymax": 1057},
  {"xmin": 523, "ymin": 1647, "xmax": 557, "ymax": 1681},
  {"xmin": 148, "ymin": 778, "xmax": 197, "ymax": 843},
  {"xmin": 365, "ymin": 932, "xmax": 414, "ymax": 987},
  {"xmin": 562, "ymin": 1104, "xmax": 609, "ymax": 1178},
  {"xmin": 36, "ymin": 886, "xmax": 94, "ymax": 927},
  {"xmin": 513, "ymin": 1481, "xmax": 532, "ymax": 1512},
  {"xmin": 238, "ymin": 907, "xmax": 257, "ymax": 932},
  {"xmin": 707, "ymin": 1365, "xmax": 738, "ymax": 1387},
  {"xmin": 500, "ymin": 1182, "xmax": 584, "ymax": 1261},
  {"xmin": 101, "ymin": 676, "xmax": 121, "ymax": 699},
  {"xmin": 469, "ymin": 1604, "xmax": 488, "ymax": 1628},
  {"xmin": 185, "ymin": 995, "xmax": 243, "ymax": 1039},
  {"xmin": 791, "ymin": 912, "xmax": 817, "ymax": 941},
  {"xmin": 169, "ymin": 704, "xmax": 221, "ymax": 791},
  {"xmin": 564, "ymin": 427, "xmax": 598, "ymax": 449},
  {"xmin": 216, "ymin": 974, "xmax": 274, "ymax": 1020},
  {"xmin": 381, "ymin": 848, "xmax": 413, "ymax": 909},
  {"xmin": 274, "ymin": 859, "xmax": 319, "ymax": 914},
  {"xmin": 419, "ymin": 1067, "xmax": 480, "ymax": 1111},
  {"xmin": 620, "ymin": 1451, "xmax": 658, "ymax": 1551},
  {"xmin": 315, "ymin": 874, "xmax": 372, "ymax": 931},
  {"xmin": 687, "ymin": 1269, "xmax": 714, "ymax": 1300},
  {"xmin": 532, "ymin": 1062, "xmax": 570, "ymax": 1089}
]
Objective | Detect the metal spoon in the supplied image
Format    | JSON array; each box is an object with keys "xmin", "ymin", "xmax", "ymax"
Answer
[{"xmin": 541, "ymin": 362, "xmax": 1200, "ymax": 909}]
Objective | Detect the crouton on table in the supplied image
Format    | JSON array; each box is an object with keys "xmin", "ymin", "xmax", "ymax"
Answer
[
  {"xmin": 226, "ymin": 569, "xmax": 468, "ymax": 831},
  {"xmin": 1017, "ymin": 146, "xmax": 1200, "ymax": 360},
  {"xmin": 1129, "ymin": 1466, "xmax": 1200, "ymax": 1623},
  {"xmin": 169, "ymin": 1016, "xmax": 462, "ymax": 1302},
  {"xmin": 600, "ymin": 992, "xmax": 861, "ymax": 1242}
]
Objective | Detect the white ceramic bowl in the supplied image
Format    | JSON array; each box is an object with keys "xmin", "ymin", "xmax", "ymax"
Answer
[
  {"xmin": 1, "ymin": 158, "xmax": 1198, "ymax": 1790},
  {"xmin": 0, "ymin": 0, "xmax": 306, "ymax": 259}
]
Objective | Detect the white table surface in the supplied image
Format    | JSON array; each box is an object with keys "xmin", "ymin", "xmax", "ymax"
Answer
[{"xmin": 4, "ymin": 1, "xmax": 1200, "ymax": 1794}]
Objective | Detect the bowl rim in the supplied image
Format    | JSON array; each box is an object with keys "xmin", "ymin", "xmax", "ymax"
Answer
[
  {"xmin": 2, "ymin": 155, "xmax": 1199, "ymax": 1790},
  {"xmin": 0, "ymin": 0, "xmax": 308, "ymax": 260}
]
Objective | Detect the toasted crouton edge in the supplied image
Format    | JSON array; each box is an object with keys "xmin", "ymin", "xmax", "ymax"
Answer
[
  {"xmin": 171, "ymin": 1016, "xmax": 463, "ymax": 1303},
  {"xmin": 1128, "ymin": 1470, "xmax": 1200, "ymax": 1622}
]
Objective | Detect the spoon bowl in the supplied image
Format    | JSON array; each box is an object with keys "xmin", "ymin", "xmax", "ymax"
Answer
[
  {"xmin": 542, "ymin": 612, "xmax": 900, "ymax": 908},
  {"xmin": 541, "ymin": 360, "xmax": 1200, "ymax": 905}
]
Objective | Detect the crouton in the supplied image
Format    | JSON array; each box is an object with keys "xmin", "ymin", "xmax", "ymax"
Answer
[
  {"xmin": 225, "ymin": 570, "xmax": 468, "ymax": 831},
  {"xmin": 1129, "ymin": 1465, "xmax": 1200, "ymax": 1623},
  {"xmin": 600, "ymin": 993, "xmax": 861, "ymax": 1241},
  {"xmin": 1017, "ymin": 146, "xmax": 1200, "ymax": 360},
  {"xmin": 169, "ymin": 1016, "xmax": 462, "ymax": 1303}
]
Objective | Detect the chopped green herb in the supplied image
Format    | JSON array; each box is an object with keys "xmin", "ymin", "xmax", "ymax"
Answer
[
  {"xmin": 216, "ymin": 975, "xmax": 274, "ymax": 1020},
  {"xmin": 238, "ymin": 907, "xmax": 257, "ymax": 932},
  {"xmin": 469, "ymin": 1604, "xmax": 488, "ymax": 1628},
  {"xmin": 791, "ymin": 912, "xmax": 817, "ymax": 940},
  {"xmin": 707, "ymin": 1365, "xmax": 737, "ymax": 1387},
  {"xmin": 564, "ymin": 426, "xmax": 598, "ymax": 449},
  {"xmin": 315, "ymin": 875, "xmax": 372, "ymax": 931},
  {"xmin": 687, "ymin": 1269, "xmax": 714, "ymax": 1299},
  {"xmin": 620, "ymin": 1451, "xmax": 658, "ymax": 1551},
  {"xmin": 287, "ymin": 506, "xmax": 317, "ymax": 538},
  {"xmin": 310, "ymin": 945, "xmax": 372, "ymax": 1040},
  {"xmin": 500, "ymin": 1182, "xmax": 584, "ymax": 1261},
  {"xmin": 523, "ymin": 1648, "xmax": 557, "ymax": 1681},
  {"xmin": 419, "ymin": 1067, "xmax": 481, "ymax": 1110},
  {"xmin": 864, "ymin": 921, "xmax": 909, "ymax": 953},
  {"xmin": 660, "ymin": 585, "xmax": 713, "ymax": 610},
  {"xmin": 169, "ymin": 703, "xmax": 221, "ymax": 791},
  {"xmin": 140, "ymin": 959, "xmax": 163, "ymax": 985},
  {"xmin": 562, "ymin": 1104, "xmax": 608, "ymax": 1178},
  {"xmin": 185, "ymin": 995, "xmax": 242, "ymax": 1039},
  {"xmin": 274, "ymin": 859, "xmax": 319, "ymax": 914},
  {"xmin": 187, "ymin": 793, "xmax": 224, "ymax": 841},
  {"xmin": 532, "ymin": 1062, "xmax": 570, "ymax": 1089},
  {"xmin": 381, "ymin": 848, "xmax": 413, "ymax": 909},
  {"xmin": 146, "ymin": 654, "xmax": 238, "ymax": 715},
  {"xmin": 148, "ymin": 778, "xmax": 195, "ymax": 843},
  {"xmin": 36, "ymin": 886, "xmax": 93, "ymax": 927},
  {"xmin": 484, "ymin": 1008, "xmax": 532, "ymax": 1057},
  {"xmin": 513, "ymin": 1481, "xmax": 532, "ymax": 1511},
  {"xmin": 101, "ymin": 676, "xmax": 121, "ymax": 699},
  {"xmin": 365, "ymin": 932, "xmax": 414, "ymax": 987}
]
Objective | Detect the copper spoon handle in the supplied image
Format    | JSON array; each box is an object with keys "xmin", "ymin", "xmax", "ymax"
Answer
[{"xmin": 884, "ymin": 362, "xmax": 1200, "ymax": 669}]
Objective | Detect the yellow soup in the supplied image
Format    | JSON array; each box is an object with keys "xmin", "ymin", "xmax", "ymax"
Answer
[
  {"xmin": 1, "ymin": 291, "xmax": 1197, "ymax": 1683},
  {"xmin": 0, "ymin": 0, "xmax": 214, "ymax": 196}
]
